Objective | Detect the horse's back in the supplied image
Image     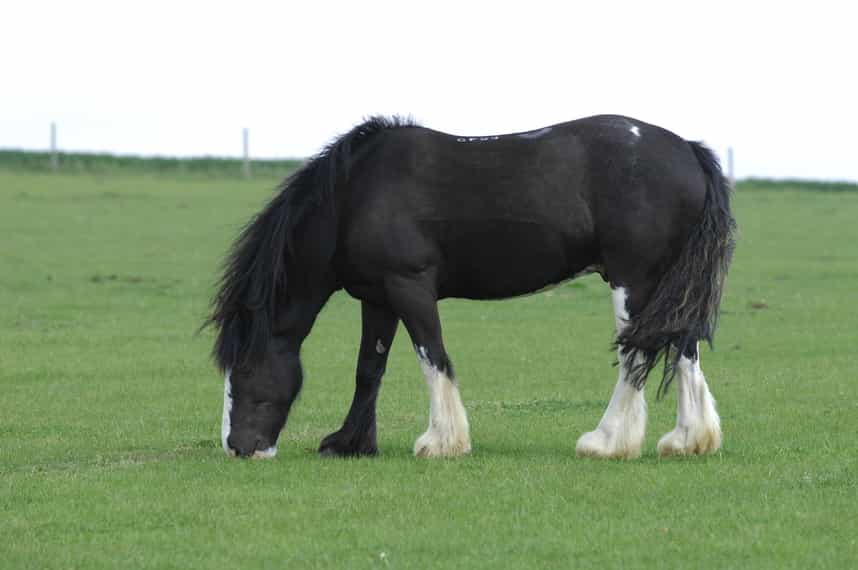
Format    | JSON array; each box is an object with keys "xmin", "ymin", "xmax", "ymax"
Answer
[{"xmin": 337, "ymin": 116, "xmax": 708, "ymax": 300}]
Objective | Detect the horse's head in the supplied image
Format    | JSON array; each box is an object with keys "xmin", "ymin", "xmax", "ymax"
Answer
[
  {"xmin": 209, "ymin": 126, "xmax": 341, "ymax": 459},
  {"xmin": 221, "ymin": 345, "xmax": 303, "ymax": 459}
]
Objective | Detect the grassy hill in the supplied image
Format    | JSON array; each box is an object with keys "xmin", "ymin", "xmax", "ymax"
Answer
[{"xmin": 1, "ymin": 168, "xmax": 856, "ymax": 568}]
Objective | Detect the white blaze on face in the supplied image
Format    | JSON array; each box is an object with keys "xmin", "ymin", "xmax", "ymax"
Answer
[
  {"xmin": 220, "ymin": 369, "xmax": 278, "ymax": 459},
  {"xmin": 222, "ymin": 370, "xmax": 234, "ymax": 456}
]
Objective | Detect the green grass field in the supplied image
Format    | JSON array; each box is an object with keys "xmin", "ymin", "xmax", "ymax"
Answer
[{"xmin": 2, "ymin": 168, "xmax": 856, "ymax": 568}]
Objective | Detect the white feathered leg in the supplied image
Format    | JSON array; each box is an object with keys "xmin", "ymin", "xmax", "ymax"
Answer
[
  {"xmin": 413, "ymin": 348, "xmax": 471, "ymax": 458},
  {"xmin": 657, "ymin": 347, "xmax": 722, "ymax": 456},
  {"xmin": 576, "ymin": 288, "xmax": 647, "ymax": 459}
]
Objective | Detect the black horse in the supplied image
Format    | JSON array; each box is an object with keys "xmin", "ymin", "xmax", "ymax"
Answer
[{"xmin": 208, "ymin": 115, "xmax": 735, "ymax": 460}]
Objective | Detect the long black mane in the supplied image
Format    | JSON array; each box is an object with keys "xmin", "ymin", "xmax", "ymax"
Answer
[{"xmin": 206, "ymin": 116, "xmax": 419, "ymax": 372}]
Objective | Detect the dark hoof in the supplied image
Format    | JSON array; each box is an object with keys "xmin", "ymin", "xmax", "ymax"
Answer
[{"xmin": 318, "ymin": 431, "xmax": 378, "ymax": 458}]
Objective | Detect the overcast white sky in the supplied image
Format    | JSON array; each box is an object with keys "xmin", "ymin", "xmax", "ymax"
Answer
[{"xmin": 2, "ymin": 1, "xmax": 856, "ymax": 180}]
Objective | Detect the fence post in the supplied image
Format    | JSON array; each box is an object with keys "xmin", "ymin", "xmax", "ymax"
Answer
[
  {"xmin": 243, "ymin": 128, "xmax": 251, "ymax": 179},
  {"xmin": 50, "ymin": 122, "xmax": 59, "ymax": 172},
  {"xmin": 727, "ymin": 147, "xmax": 735, "ymax": 188}
]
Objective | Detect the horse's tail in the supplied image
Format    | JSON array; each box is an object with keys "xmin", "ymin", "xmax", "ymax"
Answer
[
  {"xmin": 205, "ymin": 116, "xmax": 418, "ymax": 373},
  {"xmin": 617, "ymin": 141, "xmax": 737, "ymax": 398}
]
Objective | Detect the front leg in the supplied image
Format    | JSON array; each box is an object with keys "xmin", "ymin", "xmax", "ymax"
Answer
[
  {"xmin": 386, "ymin": 272, "xmax": 471, "ymax": 458},
  {"xmin": 319, "ymin": 301, "xmax": 398, "ymax": 457}
]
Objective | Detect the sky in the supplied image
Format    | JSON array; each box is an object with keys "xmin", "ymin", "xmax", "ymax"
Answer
[{"xmin": 2, "ymin": 0, "xmax": 856, "ymax": 180}]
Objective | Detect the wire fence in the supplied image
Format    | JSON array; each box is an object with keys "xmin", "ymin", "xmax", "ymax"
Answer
[
  {"xmin": 0, "ymin": 123, "xmax": 301, "ymax": 180},
  {"xmin": 7, "ymin": 122, "xmax": 738, "ymax": 184}
]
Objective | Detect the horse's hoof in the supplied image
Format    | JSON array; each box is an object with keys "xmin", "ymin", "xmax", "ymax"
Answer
[
  {"xmin": 575, "ymin": 429, "xmax": 641, "ymax": 460},
  {"xmin": 413, "ymin": 430, "xmax": 471, "ymax": 458},
  {"xmin": 657, "ymin": 425, "xmax": 722, "ymax": 457},
  {"xmin": 318, "ymin": 431, "xmax": 378, "ymax": 458}
]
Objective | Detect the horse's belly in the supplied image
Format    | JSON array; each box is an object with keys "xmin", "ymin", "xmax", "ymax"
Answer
[{"xmin": 437, "ymin": 220, "xmax": 595, "ymax": 300}]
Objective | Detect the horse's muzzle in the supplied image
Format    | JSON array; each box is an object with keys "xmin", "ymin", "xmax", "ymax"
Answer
[{"xmin": 225, "ymin": 435, "xmax": 278, "ymax": 459}]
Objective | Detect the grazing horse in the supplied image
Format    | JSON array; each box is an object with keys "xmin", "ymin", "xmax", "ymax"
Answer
[{"xmin": 208, "ymin": 115, "xmax": 735, "ymax": 460}]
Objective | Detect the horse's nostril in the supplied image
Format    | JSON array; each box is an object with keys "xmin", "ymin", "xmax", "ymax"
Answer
[
  {"xmin": 229, "ymin": 445, "xmax": 254, "ymax": 458},
  {"xmin": 225, "ymin": 433, "xmax": 274, "ymax": 458},
  {"xmin": 225, "ymin": 434, "xmax": 251, "ymax": 458}
]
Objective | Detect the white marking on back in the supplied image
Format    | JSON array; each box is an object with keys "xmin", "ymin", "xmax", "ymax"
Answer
[
  {"xmin": 456, "ymin": 135, "xmax": 501, "ymax": 144},
  {"xmin": 222, "ymin": 370, "xmax": 233, "ymax": 455},
  {"xmin": 630, "ymin": 125, "xmax": 641, "ymax": 137}
]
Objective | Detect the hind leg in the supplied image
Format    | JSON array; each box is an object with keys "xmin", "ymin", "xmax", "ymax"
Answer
[
  {"xmin": 657, "ymin": 344, "xmax": 722, "ymax": 456},
  {"xmin": 386, "ymin": 273, "xmax": 471, "ymax": 458},
  {"xmin": 576, "ymin": 287, "xmax": 648, "ymax": 459},
  {"xmin": 319, "ymin": 302, "xmax": 398, "ymax": 457}
]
